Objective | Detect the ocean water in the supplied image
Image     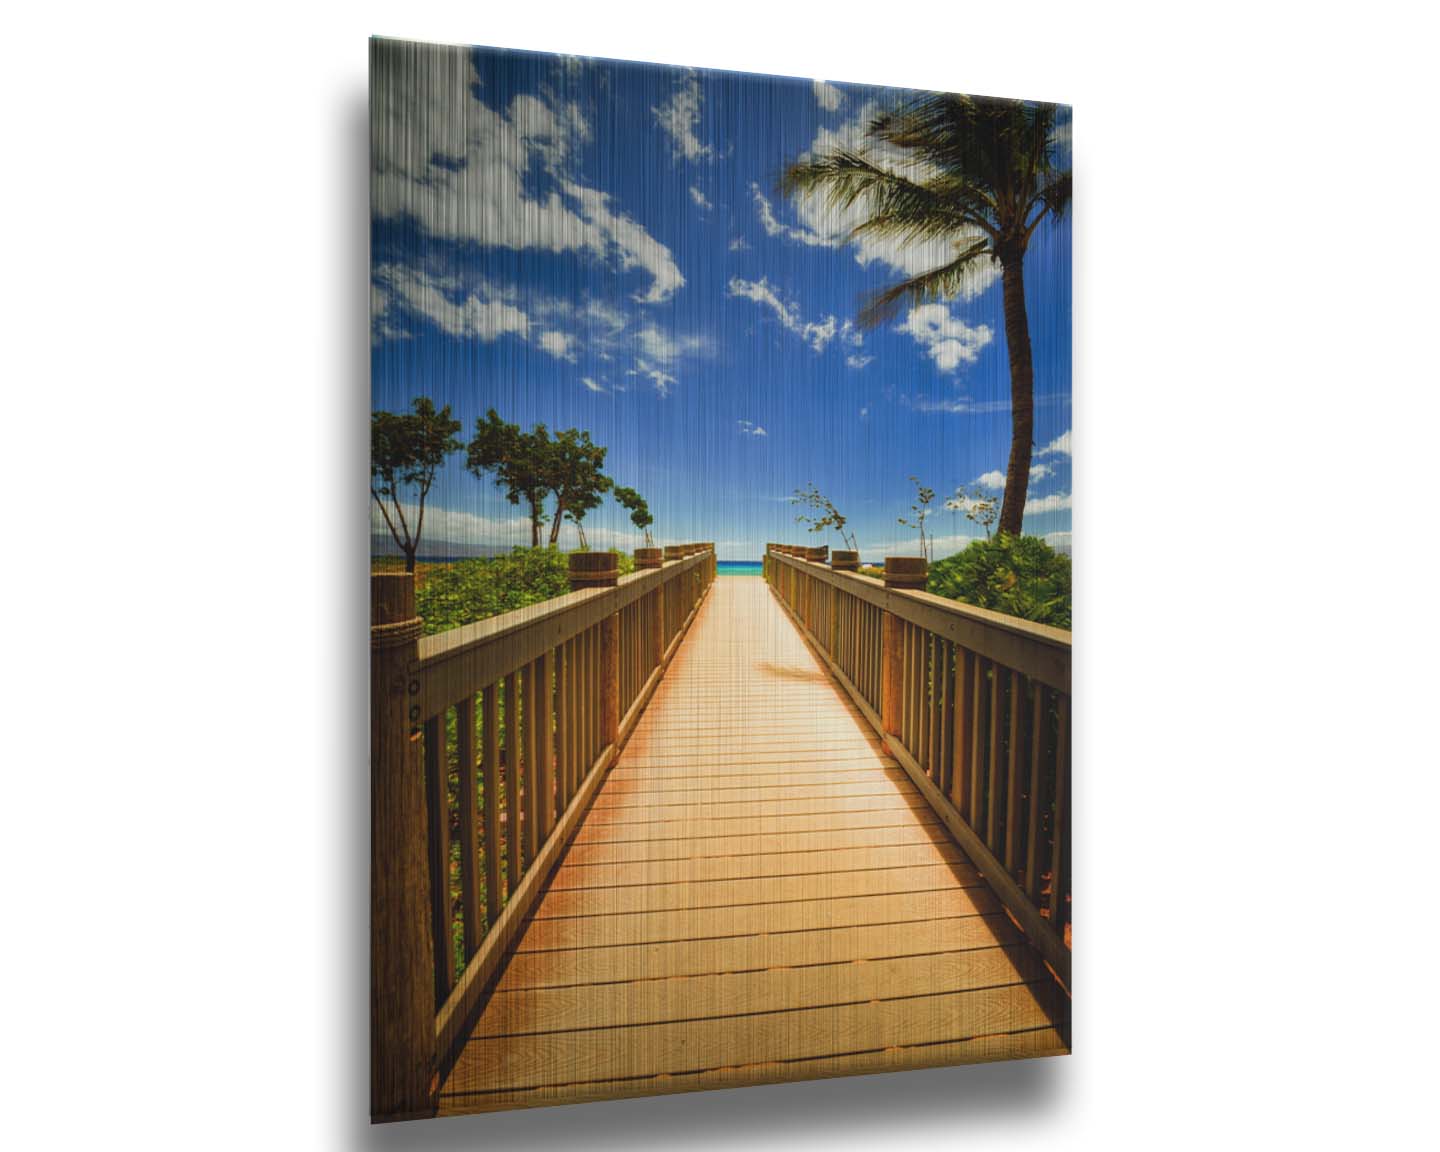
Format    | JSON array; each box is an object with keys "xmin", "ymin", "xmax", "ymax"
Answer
[{"xmin": 717, "ymin": 560, "xmax": 763, "ymax": 577}]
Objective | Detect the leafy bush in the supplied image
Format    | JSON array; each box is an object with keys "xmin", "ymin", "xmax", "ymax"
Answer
[
  {"xmin": 412, "ymin": 548, "xmax": 636, "ymax": 635},
  {"xmin": 927, "ymin": 535, "xmax": 1071, "ymax": 629}
]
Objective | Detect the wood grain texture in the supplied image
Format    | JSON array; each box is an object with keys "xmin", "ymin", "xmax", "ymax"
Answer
[{"xmin": 437, "ymin": 578, "xmax": 1067, "ymax": 1115}]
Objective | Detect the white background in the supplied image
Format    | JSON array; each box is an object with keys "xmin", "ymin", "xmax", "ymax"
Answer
[{"xmin": 3, "ymin": 2, "xmax": 1437, "ymax": 1148}]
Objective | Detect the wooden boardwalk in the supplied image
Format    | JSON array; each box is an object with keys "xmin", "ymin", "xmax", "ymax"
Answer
[{"xmin": 438, "ymin": 576, "xmax": 1069, "ymax": 1114}]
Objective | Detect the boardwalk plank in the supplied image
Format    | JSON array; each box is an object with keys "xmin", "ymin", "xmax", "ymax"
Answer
[
  {"xmin": 551, "ymin": 841, "xmax": 969, "ymax": 886},
  {"xmin": 562, "ymin": 820, "xmax": 952, "ymax": 865},
  {"xmin": 471, "ymin": 945, "xmax": 1050, "ymax": 1037},
  {"xmin": 447, "ymin": 981, "xmax": 1066, "ymax": 1092},
  {"xmin": 499, "ymin": 913, "xmax": 1025, "ymax": 989},
  {"xmin": 437, "ymin": 576, "xmax": 1068, "ymax": 1113}
]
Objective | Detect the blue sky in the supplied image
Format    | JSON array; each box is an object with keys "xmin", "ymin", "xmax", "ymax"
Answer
[{"xmin": 371, "ymin": 40, "xmax": 1071, "ymax": 561}]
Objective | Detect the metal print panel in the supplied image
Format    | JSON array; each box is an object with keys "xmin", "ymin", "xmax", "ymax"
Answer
[{"xmin": 370, "ymin": 35, "xmax": 1072, "ymax": 1121}]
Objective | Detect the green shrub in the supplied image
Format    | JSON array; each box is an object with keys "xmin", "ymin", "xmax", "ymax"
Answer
[
  {"xmin": 927, "ymin": 535, "xmax": 1071, "ymax": 629},
  {"xmin": 414, "ymin": 548, "xmax": 636, "ymax": 635}
]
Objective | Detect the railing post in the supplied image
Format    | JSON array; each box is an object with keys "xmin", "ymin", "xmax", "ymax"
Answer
[
  {"xmin": 881, "ymin": 557, "xmax": 928, "ymax": 737},
  {"xmin": 370, "ymin": 572, "xmax": 437, "ymax": 1121},
  {"xmin": 570, "ymin": 552, "xmax": 620, "ymax": 745},
  {"xmin": 636, "ymin": 547, "xmax": 664, "ymax": 670}
]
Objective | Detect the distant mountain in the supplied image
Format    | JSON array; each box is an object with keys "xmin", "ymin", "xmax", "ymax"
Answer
[{"xmin": 370, "ymin": 536, "xmax": 513, "ymax": 560}]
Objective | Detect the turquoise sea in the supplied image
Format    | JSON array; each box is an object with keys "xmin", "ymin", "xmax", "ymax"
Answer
[{"xmin": 717, "ymin": 560, "xmax": 763, "ymax": 577}]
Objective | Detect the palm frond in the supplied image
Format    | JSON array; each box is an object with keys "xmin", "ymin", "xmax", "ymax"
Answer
[{"xmin": 857, "ymin": 239, "xmax": 993, "ymax": 327}]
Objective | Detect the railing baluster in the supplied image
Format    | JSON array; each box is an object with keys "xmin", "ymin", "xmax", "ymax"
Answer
[
  {"xmin": 1025, "ymin": 683, "xmax": 1046, "ymax": 903},
  {"xmin": 986, "ymin": 661, "xmax": 1003, "ymax": 851},
  {"xmin": 522, "ymin": 660, "xmax": 539, "ymax": 866},
  {"xmin": 482, "ymin": 683, "xmax": 501, "ymax": 929},
  {"xmin": 537, "ymin": 650, "xmax": 554, "ymax": 838},
  {"xmin": 504, "ymin": 672, "xmax": 520, "ymax": 898},
  {"xmin": 554, "ymin": 641, "xmax": 570, "ymax": 815},
  {"xmin": 423, "ymin": 711, "xmax": 453, "ymax": 1006},
  {"xmin": 938, "ymin": 640, "xmax": 954, "ymax": 794},
  {"xmin": 1050, "ymin": 694, "xmax": 1070, "ymax": 930},
  {"xmin": 1005, "ymin": 671, "xmax": 1024, "ymax": 873},
  {"xmin": 952, "ymin": 647, "xmax": 973, "ymax": 815},
  {"xmin": 456, "ymin": 693, "xmax": 482, "ymax": 961},
  {"xmin": 970, "ymin": 657, "xmax": 986, "ymax": 827}
]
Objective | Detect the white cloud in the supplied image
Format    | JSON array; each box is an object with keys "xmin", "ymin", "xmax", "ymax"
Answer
[
  {"xmin": 373, "ymin": 264, "xmax": 530, "ymax": 342},
  {"xmin": 1024, "ymin": 491, "xmax": 1072, "ymax": 515},
  {"xmin": 846, "ymin": 354, "xmax": 874, "ymax": 370},
  {"xmin": 813, "ymin": 80, "xmax": 843, "ymax": 112},
  {"xmin": 728, "ymin": 236, "xmax": 749, "ymax": 252},
  {"xmin": 538, "ymin": 330, "xmax": 577, "ymax": 362},
  {"xmin": 728, "ymin": 276, "xmax": 842, "ymax": 354},
  {"xmin": 653, "ymin": 73, "xmax": 712, "ymax": 161},
  {"xmin": 1044, "ymin": 531, "xmax": 1073, "ymax": 552},
  {"xmin": 737, "ymin": 420, "xmax": 768, "ymax": 437},
  {"xmin": 896, "ymin": 304, "xmax": 993, "ymax": 372},
  {"xmin": 562, "ymin": 181, "xmax": 685, "ymax": 303},
  {"xmin": 689, "ymin": 186, "xmax": 712, "ymax": 211},
  {"xmin": 903, "ymin": 393, "xmax": 1009, "ymax": 415},
  {"xmin": 629, "ymin": 359, "xmax": 679, "ymax": 397},
  {"xmin": 637, "ymin": 322, "xmax": 709, "ymax": 365},
  {"xmin": 624, "ymin": 322, "xmax": 710, "ymax": 396},
  {"xmin": 371, "ymin": 40, "xmax": 683, "ymax": 304},
  {"xmin": 751, "ymin": 183, "xmax": 834, "ymax": 248},
  {"xmin": 580, "ymin": 377, "xmax": 605, "ymax": 393},
  {"xmin": 1037, "ymin": 430, "xmax": 1072, "ymax": 457},
  {"xmin": 859, "ymin": 406, "xmax": 870, "ymax": 419},
  {"xmin": 976, "ymin": 463, "xmax": 1052, "ymax": 489}
]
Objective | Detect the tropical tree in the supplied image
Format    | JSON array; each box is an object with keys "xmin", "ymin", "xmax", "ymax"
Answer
[
  {"xmin": 545, "ymin": 428, "xmax": 610, "ymax": 546},
  {"xmin": 613, "ymin": 485, "xmax": 655, "ymax": 547},
  {"xmin": 466, "ymin": 409, "xmax": 553, "ymax": 547},
  {"xmin": 945, "ymin": 485, "xmax": 999, "ymax": 539},
  {"xmin": 782, "ymin": 96, "xmax": 1071, "ymax": 536},
  {"xmin": 371, "ymin": 397, "xmax": 462, "ymax": 573},
  {"xmin": 898, "ymin": 476, "xmax": 936, "ymax": 563},
  {"xmin": 792, "ymin": 482, "xmax": 858, "ymax": 551}
]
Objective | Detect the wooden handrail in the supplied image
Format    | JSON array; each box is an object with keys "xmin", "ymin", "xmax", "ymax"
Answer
[
  {"xmin": 763, "ymin": 544, "xmax": 1072, "ymax": 991},
  {"xmin": 371, "ymin": 546, "xmax": 715, "ymax": 1121}
]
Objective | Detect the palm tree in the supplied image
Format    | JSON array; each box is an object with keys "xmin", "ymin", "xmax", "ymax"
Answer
[{"xmin": 782, "ymin": 95, "xmax": 1070, "ymax": 537}]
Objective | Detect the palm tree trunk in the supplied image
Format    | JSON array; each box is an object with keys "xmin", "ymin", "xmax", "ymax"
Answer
[
  {"xmin": 403, "ymin": 546, "xmax": 417, "ymax": 574},
  {"xmin": 548, "ymin": 501, "xmax": 565, "ymax": 546},
  {"xmin": 998, "ymin": 250, "xmax": 1035, "ymax": 538},
  {"xmin": 528, "ymin": 499, "xmax": 543, "ymax": 548}
]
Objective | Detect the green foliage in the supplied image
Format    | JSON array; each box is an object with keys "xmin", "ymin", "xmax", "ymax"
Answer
[
  {"xmin": 468, "ymin": 412, "xmax": 618, "ymax": 549},
  {"xmin": 547, "ymin": 427, "xmax": 610, "ymax": 546},
  {"xmin": 792, "ymin": 482, "xmax": 857, "ymax": 551},
  {"xmin": 927, "ymin": 535, "xmax": 1071, "ymax": 629},
  {"xmin": 945, "ymin": 485, "xmax": 999, "ymax": 538},
  {"xmin": 465, "ymin": 409, "xmax": 554, "ymax": 547},
  {"xmin": 414, "ymin": 548, "xmax": 636, "ymax": 636},
  {"xmin": 371, "ymin": 397, "xmax": 462, "ymax": 570},
  {"xmin": 612, "ymin": 485, "xmax": 654, "ymax": 545},
  {"xmin": 781, "ymin": 94, "xmax": 1070, "ymax": 328},
  {"xmin": 897, "ymin": 476, "xmax": 936, "ymax": 562}
]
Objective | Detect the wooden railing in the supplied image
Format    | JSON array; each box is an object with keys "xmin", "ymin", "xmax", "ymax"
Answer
[
  {"xmin": 370, "ymin": 544, "xmax": 715, "ymax": 1120},
  {"xmin": 764, "ymin": 544, "xmax": 1072, "ymax": 990}
]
